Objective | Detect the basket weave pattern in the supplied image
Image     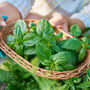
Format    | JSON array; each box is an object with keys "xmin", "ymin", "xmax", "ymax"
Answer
[{"xmin": 0, "ymin": 19, "xmax": 90, "ymax": 80}]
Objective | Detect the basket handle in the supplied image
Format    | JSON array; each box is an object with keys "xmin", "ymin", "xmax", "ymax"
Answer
[
  {"xmin": 0, "ymin": 26, "xmax": 6, "ymax": 42},
  {"xmin": 0, "ymin": 28, "xmax": 3, "ymax": 42},
  {"xmin": 0, "ymin": 31, "xmax": 1, "ymax": 37}
]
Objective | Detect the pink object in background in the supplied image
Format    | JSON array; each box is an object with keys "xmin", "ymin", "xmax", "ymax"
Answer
[{"xmin": 0, "ymin": 16, "xmax": 6, "ymax": 26}]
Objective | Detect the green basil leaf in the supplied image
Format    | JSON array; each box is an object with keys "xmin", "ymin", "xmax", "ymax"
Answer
[
  {"xmin": 62, "ymin": 38, "xmax": 81, "ymax": 50},
  {"xmin": 78, "ymin": 48, "xmax": 86, "ymax": 63},
  {"xmin": 70, "ymin": 24, "xmax": 81, "ymax": 37},
  {"xmin": 24, "ymin": 47, "xmax": 36, "ymax": 55},
  {"xmin": 52, "ymin": 44, "xmax": 62, "ymax": 52},
  {"xmin": 41, "ymin": 60, "xmax": 52, "ymax": 66},
  {"xmin": 55, "ymin": 65, "xmax": 64, "ymax": 71},
  {"xmin": 14, "ymin": 26, "xmax": 23, "ymax": 39},
  {"xmin": 36, "ymin": 19, "xmax": 50, "ymax": 36},
  {"xmin": 62, "ymin": 63, "xmax": 75, "ymax": 70},
  {"xmin": 58, "ymin": 40, "xmax": 68, "ymax": 46},
  {"xmin": 53, "ymin": 51, "xmax": 71, "ymax": 65},
  {"xmin": 55, "ymin": 32, "xmax": 63, "ymax": 39},
  {"xmin": 57, "ymin": 40, "xmax": 67, "ymax": 51},
  {"xmin": 51, "ymin": 39, "xmax": 62, "ymax": 53},
  {"xmin": 43, "ymin": 32, "xmax": 51, "ymax": 41},
  {"xmin": 83, "ymin": 68, "xmax": 90, "ymax": 81},
  {"xmin": 49, "ymin": 27, "xmax": 55, "ymax": 38},
  {"xmin": 7, "ymin": 35, "xmax": 15, "ymax": 49},
  {"xmin": 23, "ymin": 33, "xmax": 37, "ymax": 41},
  {"xmin": 23, "ymin": 36, "xmax": 41, "ymax": 46},
  {"xmin": 68, "ymin": 51, "xmax": 78, "ymax": 66},
  {"xmin": 77, "ymin": 81, "xmax": 90, "ymax": 89},
  {"xmin": 14, "ymin": 20, "xmax": 26, "ymax": 35},
  {"xmin": 36, "ymin": 42, "xmax": 51, "ymax": 60},
  {"xmin": 16, "ymin": 44, "xmax": 24, "ymax": 56}
]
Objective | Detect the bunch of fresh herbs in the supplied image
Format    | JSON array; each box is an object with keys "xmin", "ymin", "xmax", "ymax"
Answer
[{"xmin": 7, "ymin": 19, "xmax": 90, "ymax": 71}]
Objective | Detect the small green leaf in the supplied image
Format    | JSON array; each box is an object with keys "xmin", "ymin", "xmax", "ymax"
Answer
[
  {"xmin": 70, "ymin": 24, "xmax": 81, "ymax": 37},
  {"xmin": 14, "ymin": 20, "xmax": 26, "ymax": 35},
  {"xmin": 23, "ymin": 33, "xmax": 37, "ymax": 41},
  {"xmin": 49, "ymin": 27, "xmax": 55, "ymax": 37},
  {"xmin": 36, "ymin": 42, "xmax": 51, "ymax": 60},
  {"xmin": 43, "ymin": 31, "xmax": 50, "ymax": 41},
  {"xmin": 52, "ymin": 44, "xmax": 62, "ymax": 52},
  {"xmin": 53, "ymin": 51, "xmax": 71, "ymax": 65},
  {"xmin": 7, "ymin": 35, "xmax": 15, "ymax": 49},
  {"xmin": 36, "ymin": 19, "xmax": 50, "ymax": 36},
  {"xmin": 68, "ymin": 51, "xmax": 78, "ymax": 66},
  {"xmin": 55, "ymin": 32, "xmax": 63, "ymax": 39},
  {"xmin": 55, "ymin": 65, "xmax": 64, "ymax": 71},
  {"xmin": 13, "ymin": 25, "xmax": 23, "ymax": 40},
  {"xmin": 23, "ymin": 36, "xmax": 41, "ymax": 46},
  {"xmin": 24, "ymin": 47, "xmax": 36, "ymax": 55},
  {"xmin": 77, "ymin": 81, "xmax": 90, "ymax": 89},
  {"xmin": 62, "ymin": 38, "xmax": 81, "ymax": 50},
  {"xmin": 16, "ymin": 44, "xmax": 24, "ymax": 56},
  {"xmin": 41, "ymin": 60, "xmax": 52, "ymax": 66},
  {"xmin": 57, "ymin": 40, "xmax": 67, "ymax": 48},
  {"xmin": 78, "ymin": 48, "xmax": 86, "ymax": 63},
  {"xmin": 62, "ymin": 63, "xmax": 75, "ymax": 70}
]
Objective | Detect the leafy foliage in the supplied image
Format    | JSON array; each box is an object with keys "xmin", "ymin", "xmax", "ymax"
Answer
[
  {"xmin": 78, "ymin": 48, "xmax": 86, "ymax": 63},
  {"xmin": 36, "ymin": 42, "xmax": 51, "ymax": 61},
  {"xmin": 70, "ymin": 24, "xmax": 81, "ymax": 37},
  {"xmin": 0, "ymin": 60, "xmax": 40, "ymax": 90},
  {"xmin": 4, "ymin": 19, "xmax": 90, "ymax": 90},
  {"xmin": 0, "ymin": 59, "xmax": 62, "ymax": 90},
  {"xmin": 14, "ymin": 20, "xmax": 26, "ymax": 34},
  {"xmin": 6, "ymin": 19, "xmax": 89, "ymax": 72},
  {"xmin": 0, "ymin": 59, "xmax": 90, "ymax": 90},
  {"xmin": 62, "ymin": 38, "xmax": 81, "ymax": 50},
  {"xmin": 36, "ymin": 19, "xmax": 51, "ymax": 36}
]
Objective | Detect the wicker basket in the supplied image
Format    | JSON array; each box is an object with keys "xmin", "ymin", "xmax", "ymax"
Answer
[{"xmin": 0, "ymin": 19, "xmax": 90, "ymax": 80}]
